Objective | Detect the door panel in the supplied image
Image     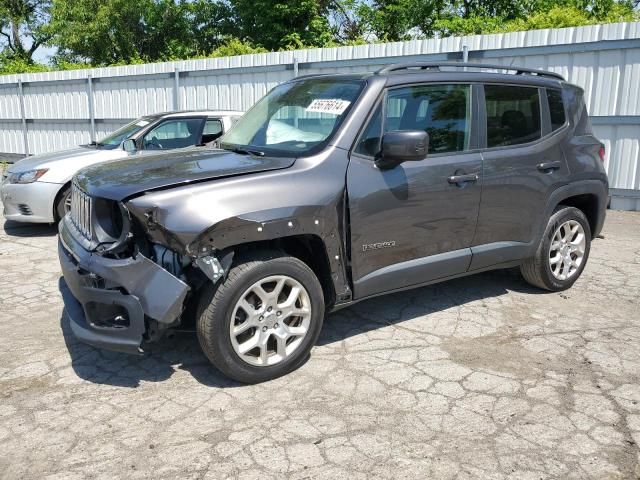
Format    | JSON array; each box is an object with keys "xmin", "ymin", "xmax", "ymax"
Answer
[
  {"xmin": 348, "ymin": 151, "xmax": 482, "ymax": 298},
  {"xmin": 473, "ymin": 136, "xmax": 568, "ymax": 245},
  {"xmin": 471, "ymin": 85, "xmax": 570, "ymax": 270},
  {"xmin": 348, "ymin": 83, "xmax": 483, "ymax": 299}
]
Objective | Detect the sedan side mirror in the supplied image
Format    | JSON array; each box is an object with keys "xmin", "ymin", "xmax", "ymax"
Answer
[
  {"xmin": 122, "ymin": 139, "xmax": 137, "ymax": 153},
  {"xmin": 375, "ymin": 130, "xmax": 428, "ymax": 170}
]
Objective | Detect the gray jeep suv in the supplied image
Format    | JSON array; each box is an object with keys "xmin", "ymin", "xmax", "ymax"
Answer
[{"xmin": 58, "ymin": 62, "xmax": 608, "ymax": 383}]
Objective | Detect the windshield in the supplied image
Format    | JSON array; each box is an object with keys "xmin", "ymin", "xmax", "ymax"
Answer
[
  {"xmin": 96, "ymin": 116, "xmax": 157, "ymax": 149},
  {"xmin": 220, "ymin": 78, "xmax": 364, "ymax": 157}
]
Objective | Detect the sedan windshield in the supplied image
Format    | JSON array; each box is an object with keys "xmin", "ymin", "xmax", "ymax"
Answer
[
  {"xmin": 220, "ymin": 78, "xmax": 364, "ymax": 157},
  {"xmin": 96, "ymin": 116, "xmax": 157, "ymax": 149}
]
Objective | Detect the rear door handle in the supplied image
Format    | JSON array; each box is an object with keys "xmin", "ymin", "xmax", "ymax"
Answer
[
  {"xmin": 537, "ymin": 161, "xmax": 561, "ymax": 172},
  {"xmin": 448, "ymin": 173, "xmax": 478, "ymax": 184}
]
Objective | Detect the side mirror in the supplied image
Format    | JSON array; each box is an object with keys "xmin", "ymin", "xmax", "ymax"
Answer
[
  {"xmin": 375, "ymin": 130, "xmax": 428, "ymax": 170},
  {"xmin": 122, "ymin": 139, "xmax": 137, "ymax": 153}
]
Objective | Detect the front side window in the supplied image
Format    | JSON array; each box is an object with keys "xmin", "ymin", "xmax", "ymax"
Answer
[
  {"xmin": 220, "ymin": 78, "xmax": 364, "ymax": 157},
  {"xmin": 355, "ymin": 83, "xmax": 472, "ymax": 157},
  {"xmin": 202, "ymin": 119, "xmax": 224, "ymax": 144},
  {"xmin": 96, "ymin": 116, "xmax": 156, "ymax": 149},
  {"xmin": 547, "ymin": 88, "xmax": 566, "ymax": 131},
  {"xmin": 485, "ymin": 85, "xmax": 541, "ymax": 147},
  {"xmin": 354, "ymin": 104, "xmax": 382, "ymax": 157},
  {"xmin": 142, "ymin": 118, "xmax": 203, "ymax": 150}
]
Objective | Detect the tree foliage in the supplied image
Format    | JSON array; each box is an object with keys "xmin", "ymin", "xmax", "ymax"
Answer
[
  {"xmin": 0, "ymin": 0, "xmax": 51, "ymax": 62},
  {"xmin": 0, "ymin": 0, "xmax": 637, "ymax": 74},
  {"xmin": 432, "ymin": 0, "xmax": 637, "ymax": 36},
  {"xmin": 47, "ymin": 0, "xmax": 203, "ymax": 64},
  {"xmin": 230, "ymin": 0, "xmax": 336, "ymax": 50}
]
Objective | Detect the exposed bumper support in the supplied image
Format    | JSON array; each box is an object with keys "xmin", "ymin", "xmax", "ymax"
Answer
[{"xmin": 58, "ymin": 217, "xmax": 189, "ymax": 354}]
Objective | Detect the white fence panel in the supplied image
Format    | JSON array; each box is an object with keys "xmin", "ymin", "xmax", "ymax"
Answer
[
  {"xmin": 27, "ymin": 121, "xmax": 91, "ymax": 154},
  {"xmin": 0, "ymin": 86, "xmax": 21, "ymax": 119},
  {"xmin": 0, "ymin": 122, "xmax": 24, "ymax": 154},
  {"xmin": 23, "ymin": 82, "xmax": 88, "ymax": 119},
  {"xmin": 93, "ymin": 77, "xmax": 174, "ymax": 119}
]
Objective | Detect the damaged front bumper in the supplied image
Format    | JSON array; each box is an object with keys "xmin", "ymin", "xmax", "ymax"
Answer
[{"xmin": 58, "ymin": 216, "xmax": 189, "ymax": 354}]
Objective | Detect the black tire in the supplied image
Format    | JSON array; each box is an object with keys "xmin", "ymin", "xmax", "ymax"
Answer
[
  {"xmin": 520, "ymin": 206, "xmax": 591, "ymax": 291},
  {"xmin": 196, "ymin": 250, "xmax": 325, "ymax": 383},
  {"xmin": 55, "ymin": 185, "xmax": 71, "ymax": 222}
]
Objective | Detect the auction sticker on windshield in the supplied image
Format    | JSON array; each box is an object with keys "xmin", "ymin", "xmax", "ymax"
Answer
[{"xmin": 306, "ymin": 99, "xmax": 351, "ymax": 115}]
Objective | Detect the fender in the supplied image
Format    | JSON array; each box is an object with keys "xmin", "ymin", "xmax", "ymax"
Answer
[
  {"xmin": 468, "ymin": 178, "xmax": 608, "ymax": 272},
  {"xmin": 537, "ymin": 179, "xmax": 608, "ymax": 242},
  {"xmin": 125, "ymin": 148, "xmax": 353, "ymax": 301}
]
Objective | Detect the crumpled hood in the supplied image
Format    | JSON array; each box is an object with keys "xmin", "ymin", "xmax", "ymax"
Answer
[{"xmin": 74, "ymin": 148, "xmax": 296, "ymax": 201}]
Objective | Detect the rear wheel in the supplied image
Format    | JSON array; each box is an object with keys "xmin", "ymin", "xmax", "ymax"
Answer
[
  {"xmin": 520, "ymin": 206, "xmax": 591, "ymax": 291},
  {"xmin": 196, "ymin": 251, "xmax": 325, "ymax": 383},
  {"xmin": 54, "ymin": 185, "xmax": 71, "ymax": 222}
]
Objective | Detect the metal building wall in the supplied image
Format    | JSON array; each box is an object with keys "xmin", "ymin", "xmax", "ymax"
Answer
[{"xmin": 0, "ymin": 22, "xmax": 639, "ymax": 208}]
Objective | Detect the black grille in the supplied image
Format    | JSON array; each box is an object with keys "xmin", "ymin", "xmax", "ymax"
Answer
[{"xmin": 70, "ymin": 182, "xmax": 92, "ymax": 240}]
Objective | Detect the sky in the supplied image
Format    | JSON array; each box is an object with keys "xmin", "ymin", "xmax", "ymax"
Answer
[{"xmin": 32, "ymin": 45, "xmax": 57, "ymax": 63}]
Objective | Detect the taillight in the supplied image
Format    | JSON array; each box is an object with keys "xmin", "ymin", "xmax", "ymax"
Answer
[{"xmin": 599, "ymin": 145, "xmax": 605, "ymax": 163}]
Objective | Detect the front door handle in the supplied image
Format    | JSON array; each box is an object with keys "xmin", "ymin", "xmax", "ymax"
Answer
[
  {"xmin": 448, "ymin": 173, "xmax": 478, "ymax": 184},
  {"xmin": 537, "ymin": 161, "xmax": 561, "ymax": 172}
]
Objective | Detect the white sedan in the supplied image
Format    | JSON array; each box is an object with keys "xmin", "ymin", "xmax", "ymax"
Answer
[{"xmin": 1, "ymin": 110, "xmax": 243, "ymax": 223}]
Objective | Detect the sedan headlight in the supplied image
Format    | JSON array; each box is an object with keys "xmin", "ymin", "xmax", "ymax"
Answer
[{"xmin": 8, "ymin": 168, "xmax": 49, "ymax": 184}]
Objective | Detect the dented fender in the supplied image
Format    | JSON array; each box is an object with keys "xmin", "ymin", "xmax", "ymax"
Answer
[{"xmin": 125, "ymin": 148, "xmax": 353, "ymax": 300}]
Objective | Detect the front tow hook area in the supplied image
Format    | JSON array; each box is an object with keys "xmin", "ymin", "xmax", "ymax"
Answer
[{"xmin": 59, "ymin": 277, "xmax": 146, "ymax": 355}]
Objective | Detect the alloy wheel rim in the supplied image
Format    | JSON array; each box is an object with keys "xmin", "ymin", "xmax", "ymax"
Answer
[
  {"xmin": 229, "ymin": 275, "xmax": 311, "ymax": 367},
  {"xmin": 64, "ymin": 193, "xmax": 72, "ymax": 213},
  {"xmin": 549, "ymin": 220, "xmax": 586, "ymax": 281}
]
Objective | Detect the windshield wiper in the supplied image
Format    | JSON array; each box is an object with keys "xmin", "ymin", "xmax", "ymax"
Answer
[{"xmin": 224, "ymin": 146, "xmax": 265, "ymax": 157}]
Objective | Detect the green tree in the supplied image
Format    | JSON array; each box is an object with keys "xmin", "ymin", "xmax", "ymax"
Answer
[
  {"xmin": 48, "ymin": 0, "xmax": 213, "ymax": 64},
  {"xmin": 230, "ymin": 0, "xmax": 334, "ymax": 50},
  {"xmin": 357, "ymin": 0, "xmax": 419, "ymax": 41},
  {"xmin": 432, "ymin": 1, "xmax": 637, "ymax": 36},
  {"xmin": 327, "ymin": 0, "xmax": 367, "ymax": 42},
  {"xmin": 209, "ymin": 37, "xmax": 267, "ymax": 57},
  {"xmin": 189, "ymin": 0, "xmax": 235, "ymax": 55},
  {"xmin": 0, "ymin": 0, "xmax": 51, "ymax": 62}
]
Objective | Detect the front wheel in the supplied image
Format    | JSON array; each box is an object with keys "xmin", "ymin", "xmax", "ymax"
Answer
[
  {"xmin": 55, "ymin": 185, "xmax": 71, "ymax": 222},
  {"xmin": 520, "ymin": 206, "xmax": 591, "ymax": 291},
  {"xmin": 196, "ymin": 251, "xmax": 325, "ymax": 383}
]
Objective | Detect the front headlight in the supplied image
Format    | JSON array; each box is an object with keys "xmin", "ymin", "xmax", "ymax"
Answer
[{"xmin": 8, "ymin": 168, "xmax": 49, "ymax": 184}]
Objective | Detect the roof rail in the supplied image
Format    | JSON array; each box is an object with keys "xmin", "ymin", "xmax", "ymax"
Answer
[{"xmin": 376, "ymin": 62, "xmax": 565, "ymax": 81}]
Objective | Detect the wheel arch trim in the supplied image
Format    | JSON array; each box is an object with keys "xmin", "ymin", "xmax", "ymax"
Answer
[
  {"xmin": 540, "ymin": 180, "xmax": 608, "ymax": 241},
  {"xmin": 52, "ymin": 180, "xmax": 72, "ymax": 222}
]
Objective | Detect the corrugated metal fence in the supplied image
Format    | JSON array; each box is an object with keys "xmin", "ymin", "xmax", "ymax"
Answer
[{"xmin": 1, "ymin": 22, "xmax": 639, "ymax": 207}]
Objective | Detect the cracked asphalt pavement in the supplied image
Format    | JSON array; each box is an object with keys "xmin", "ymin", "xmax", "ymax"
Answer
[{"xmin": 0, "ymin": 210, "xmax": 639, "ymax": 479}]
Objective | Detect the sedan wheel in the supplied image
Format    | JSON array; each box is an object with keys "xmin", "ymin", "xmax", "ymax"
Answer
[{"xmin": 55, "ymin": 186, "xmax": 72, "ymax": 222}]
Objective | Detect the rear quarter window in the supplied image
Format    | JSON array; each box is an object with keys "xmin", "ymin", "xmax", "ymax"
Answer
[
  {"xmin": 547, "ymin": 88, "xmax": 566, "ymax": 131},
  {"xmin": 484, "ymin": 85, "xmax": 541, "ymax": 148}
]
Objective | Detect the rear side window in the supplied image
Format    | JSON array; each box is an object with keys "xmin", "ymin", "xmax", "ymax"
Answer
[
  {"xmin": 485, "ymin": 85, "xmax": 541, "ymax": 147},
  {"xmin": 547, "ymin": 88, "xmax": 566, "ymax": 131}
]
